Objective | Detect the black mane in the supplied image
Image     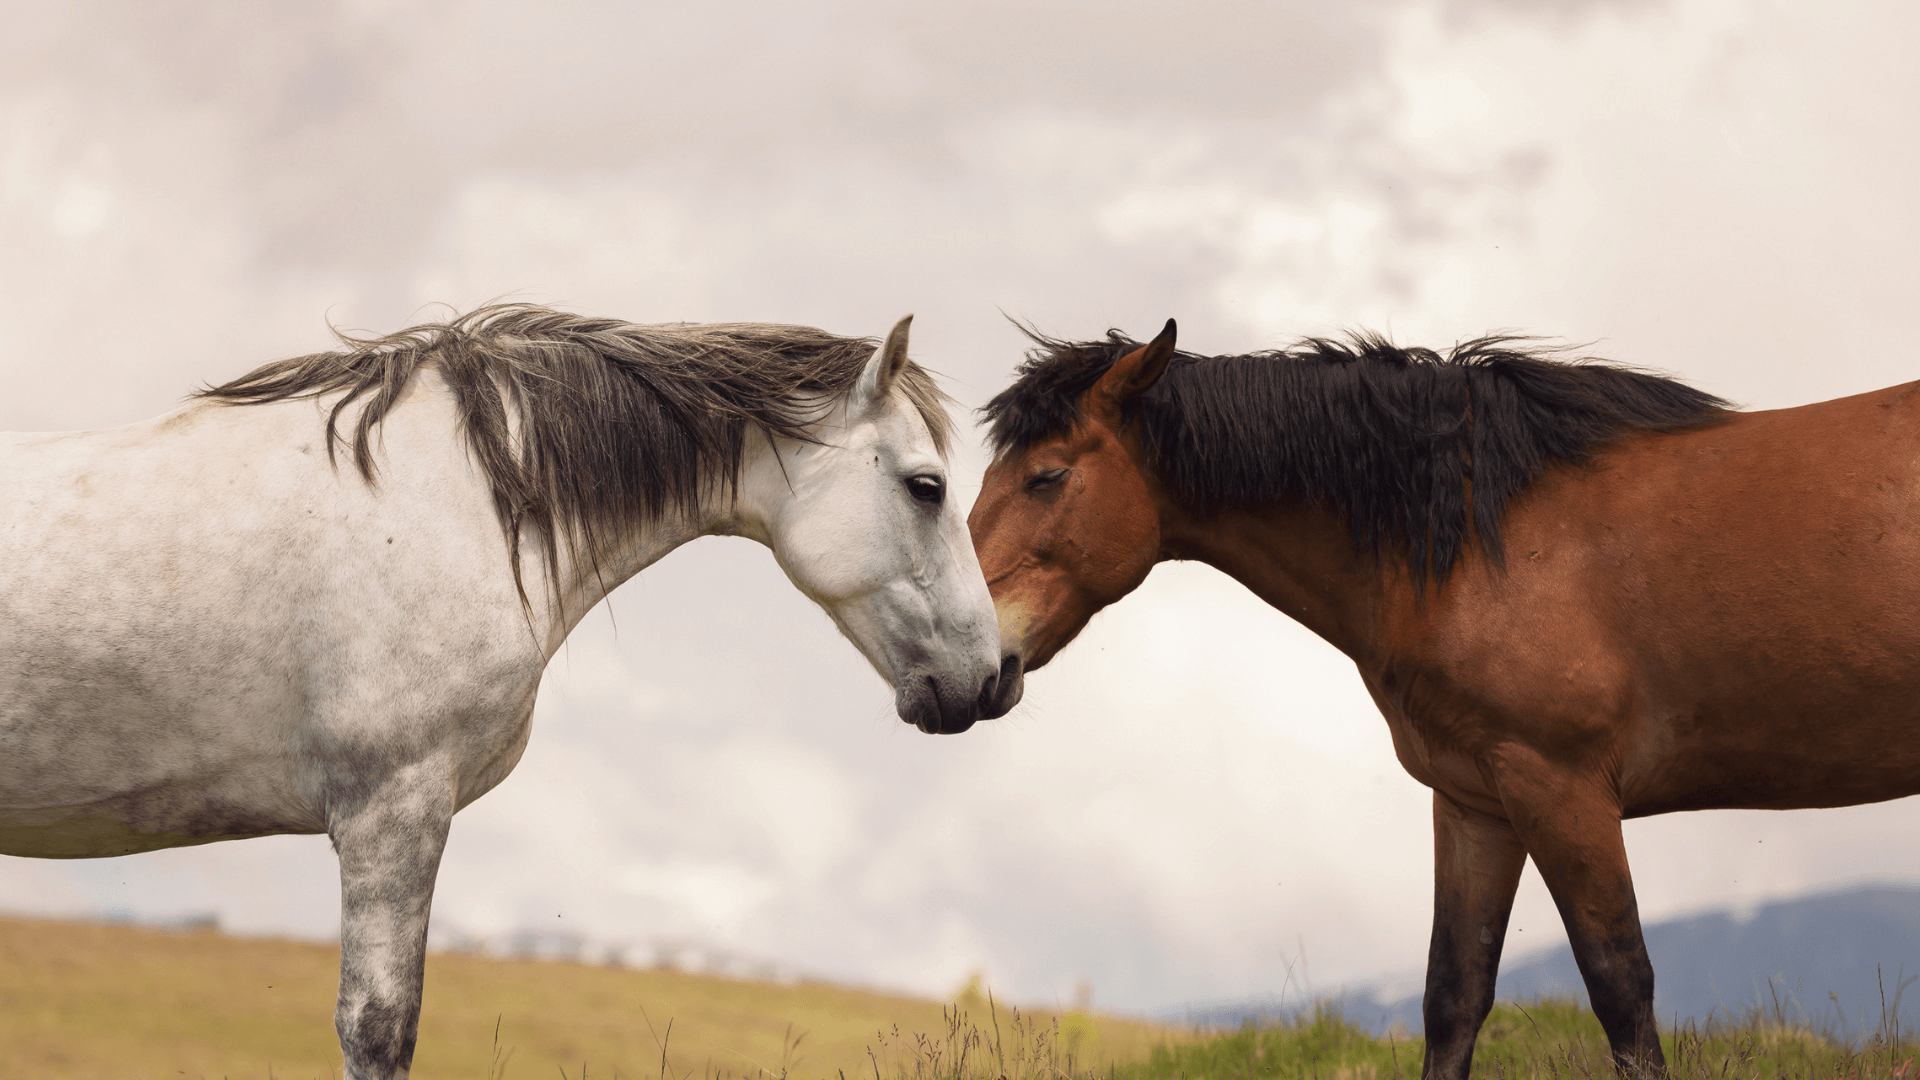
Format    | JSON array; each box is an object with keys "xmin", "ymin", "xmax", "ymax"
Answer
[{"xmin": 980, "ymin": 329, "xmax": 1730, "ymax": 586}]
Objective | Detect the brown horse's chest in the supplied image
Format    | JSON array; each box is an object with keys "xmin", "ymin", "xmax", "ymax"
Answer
[{"xmin": 1359, "ymin": 665, "xmax": 1512, "ymax": 817}]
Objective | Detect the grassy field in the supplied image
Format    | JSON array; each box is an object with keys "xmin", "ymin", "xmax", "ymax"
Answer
[
  {"xmin": 4, "ymin": 915, "xmax": 1916, "ymax": 1079},
  {"xmin": 1112, "ymin": 999, "xmax": 1918, "ymax": 1080},
  {"xmin": 0, "ymin": 916, "xmax": 1177, "ymax": 1080}
]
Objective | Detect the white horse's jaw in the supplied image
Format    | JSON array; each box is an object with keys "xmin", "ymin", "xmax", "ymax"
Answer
[{"xmin": 818, "ymin": 513, "xmax": 1001, "ymax": 734}]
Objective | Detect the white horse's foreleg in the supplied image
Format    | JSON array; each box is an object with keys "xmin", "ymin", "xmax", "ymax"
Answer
[{"xmin": 330, "ymin": 768, "xmax": 455, "ymax": 1080}]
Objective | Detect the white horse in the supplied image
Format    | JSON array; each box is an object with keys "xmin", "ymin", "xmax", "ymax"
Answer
[{"xmin": 0, "ymin": 304, "xmax": 1001, "ymax": 1078}]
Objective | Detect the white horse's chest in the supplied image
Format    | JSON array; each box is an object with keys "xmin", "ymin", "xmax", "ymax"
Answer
[{"xmin": 0, "ymin": 403, "xmax": 546, "ymax": 857}]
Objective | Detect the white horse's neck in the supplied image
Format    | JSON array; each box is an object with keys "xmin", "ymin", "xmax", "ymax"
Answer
[{"xmin": 525, "ymin": 420, "xmax": 804, "ymax": 657}]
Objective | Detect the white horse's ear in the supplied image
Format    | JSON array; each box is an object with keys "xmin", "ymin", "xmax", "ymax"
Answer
[{"xmin": 854, "ymin": 314, "xmax": 913, "ymax": 412}]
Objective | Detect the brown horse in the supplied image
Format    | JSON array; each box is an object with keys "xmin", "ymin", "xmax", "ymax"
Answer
[{"xmin": 967, "ymin": 319, "xmax": 1920, "ymax": 1078}]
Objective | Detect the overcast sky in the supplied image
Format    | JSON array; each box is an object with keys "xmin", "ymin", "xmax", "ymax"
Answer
[{"xmin": 4, "ymin": 0, "xmax": 1919, "ymax": 1015}]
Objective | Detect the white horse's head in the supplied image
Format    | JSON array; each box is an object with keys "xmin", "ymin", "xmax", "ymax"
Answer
[{"xmin": 736, "ymin": 316, "xmax": 1003, "ymax": 733}]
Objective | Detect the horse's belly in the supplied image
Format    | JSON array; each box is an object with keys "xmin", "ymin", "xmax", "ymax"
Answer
[
  {"xmin": 0, "ymin": 787, "xmax": 322, "ymax": 859},
  {"xmin": 1623, "ymin": 766, "xmax": 1920, "ymax": 816},
  {"xmin": 1622, "ymin": 694, "xmax": 1920, "ymax": 815},
  {"xmin": 0, "ymin": 647, "xmax": 330, "ymax": 854}
]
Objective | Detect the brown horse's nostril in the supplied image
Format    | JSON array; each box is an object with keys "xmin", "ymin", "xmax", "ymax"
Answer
[
  {"xmin": 977, "ymin": 672, "xmax": 999, "ymax": 712},
  {"xmin": 977, "ymin": 651, "xmax": 1025, "ymax": 721}
]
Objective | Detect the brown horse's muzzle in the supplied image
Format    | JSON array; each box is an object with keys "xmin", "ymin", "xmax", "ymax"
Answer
[
  {"xmin": 971, "ymin": 598, "xmax": 1036, "ymax": 720},
  {"xmin": 982, "ymin": 651, "xmax": 1025, "ymax": 720}
]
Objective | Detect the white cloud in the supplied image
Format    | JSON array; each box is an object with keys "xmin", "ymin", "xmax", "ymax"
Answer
[{"xmin": 616, "ymin": 857, "xmax": 781, "ymax": 933}]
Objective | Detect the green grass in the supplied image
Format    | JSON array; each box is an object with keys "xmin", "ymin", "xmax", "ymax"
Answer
[
  {"xmin": 807, "ymin": 993, "xmax": 1918, "ymax": 1080},
  {"xmin": 1101, "ymin": 998, "xmax": 1918, "ymax": 1080}
]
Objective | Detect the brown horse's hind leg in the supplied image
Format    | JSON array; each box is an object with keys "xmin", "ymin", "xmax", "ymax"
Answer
[
  {"xmin": 1496, "ymin": 755, "xmax": 1665, "ymax": 1077},
  {"xmin": 1421, "ymin": 792, "xmax": 1528, "ymax": 1080}
]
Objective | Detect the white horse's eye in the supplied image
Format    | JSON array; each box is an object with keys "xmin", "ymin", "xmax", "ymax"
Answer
[{"xmin": 905, "ymin": 474, "xmax": 946, "ymax": 506}]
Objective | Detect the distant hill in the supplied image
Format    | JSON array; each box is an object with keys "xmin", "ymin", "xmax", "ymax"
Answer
[
  {"xmin": 1165, "ymin": 885, "xmax": 1920, "ymax": 1037},
  {"xmin": 1496, "ymin": 885, "xmax": 1920, "ymax": 1035}
]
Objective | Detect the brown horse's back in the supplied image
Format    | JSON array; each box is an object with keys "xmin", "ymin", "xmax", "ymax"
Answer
[{"xmin": 1411, "ymin": 381, "xmax": 1920, "ymax": 817}]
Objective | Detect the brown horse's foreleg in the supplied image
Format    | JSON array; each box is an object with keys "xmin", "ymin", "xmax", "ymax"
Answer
[
  {"xmin": 1421, "ymin": 792, "xmax": 1528, "ymax": 1080},
  {"xmin": 1497, "ymin": 760, "xmax": 1664, "ymax": 1077}
]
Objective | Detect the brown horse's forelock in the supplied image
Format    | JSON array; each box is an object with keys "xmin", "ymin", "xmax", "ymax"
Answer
[
  {"xmin": 980, "ymin": 326, "xmax": 1731, "ymax": 587},
  {"xmin": 199, "ymin": 303, "xmax": 955, "ymax": 608}
]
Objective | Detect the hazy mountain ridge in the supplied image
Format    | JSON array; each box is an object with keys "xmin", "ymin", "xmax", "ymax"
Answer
[{"xmin": 1163, "ymin": 885, "xmax": 1920, "ymax": 1036}]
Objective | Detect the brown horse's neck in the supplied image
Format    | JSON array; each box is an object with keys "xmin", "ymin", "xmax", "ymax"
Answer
[{"xmin": 1155, "ymin": 493, "xmax": 1393, "ymax": 664}]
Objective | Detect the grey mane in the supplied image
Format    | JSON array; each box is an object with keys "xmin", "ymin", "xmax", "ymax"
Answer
[{"xmin": 200, "ymin": 302, "xmax": 955, "ymax": 606}]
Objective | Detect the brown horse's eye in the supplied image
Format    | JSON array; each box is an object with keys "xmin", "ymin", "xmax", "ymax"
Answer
[
  {"xmin": 905, "ymin": 474, "xmax": 945, "ymax": 505},
  {"xmin": 1025, "ymin": 468, "xmax": 1069, "ymax": 492}
]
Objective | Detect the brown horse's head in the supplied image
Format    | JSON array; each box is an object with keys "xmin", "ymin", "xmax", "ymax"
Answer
[{"xmin": 968, "ymin": 320, "xmax": 1179, "ymax": 718}]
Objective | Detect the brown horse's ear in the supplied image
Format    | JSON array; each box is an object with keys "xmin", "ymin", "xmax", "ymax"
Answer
[{"xmin": 1091, "ymin": 318, "xmax": 1178, "ymax": 414}]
